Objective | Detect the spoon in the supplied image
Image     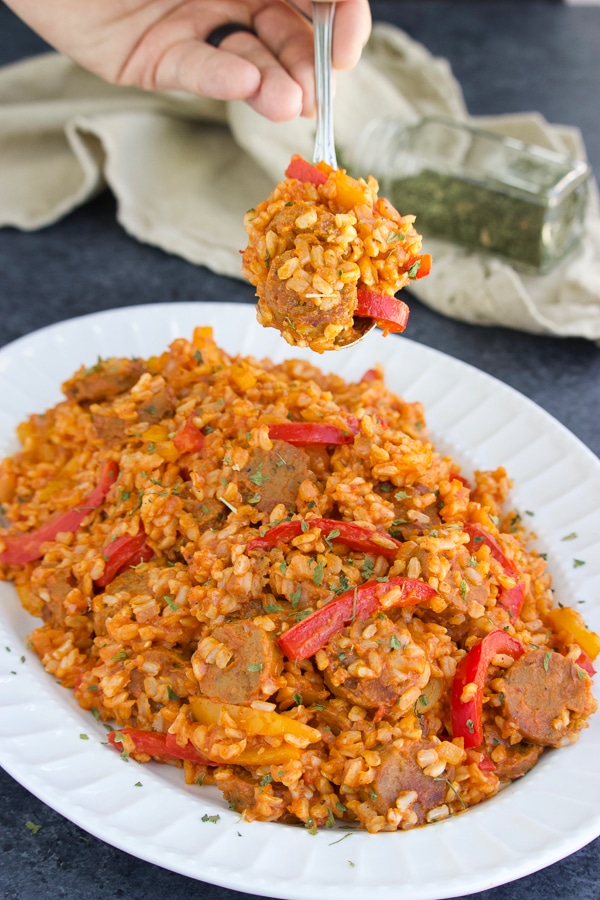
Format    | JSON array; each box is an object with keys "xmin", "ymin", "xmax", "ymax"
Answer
[{"xmin": 311, "ymin": 1, "xmax": 376, "ymax": 347}]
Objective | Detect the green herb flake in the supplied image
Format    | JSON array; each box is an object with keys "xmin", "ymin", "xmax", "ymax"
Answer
[
  {"xmin": 164, "ymin": 595, "xmax": 178, "ymax": 611},
  {"xmin": 25, "ymin": 821, "xmax": 42, "ymax": 834},
  {"xmin": 249, "ymin": 471, "xmax": 269, "ymax": 487},
  {"xmin": 325, "ymin": 808, "xmax": 336, "ymax": 829},
  {"xmin": 292, "ymin": 692, "xmax": 303, "ymax": 706},
  {"xmin": 167, "ymin": 686, "xmax": 179, "ymax": 701},
  {"xmin": 369, "ymin": 788, "xmax": 378, "ymax": 801},
  {"xmin": 247, "ymin": 493, "xmax": 261, "ymax": 505},
  {"xmin": 295, "ymin": 609, "xmax": 312, "ymax": 622},
  {"xmin": 201, "ymin": 814, "xmax": 221, "ymax": 824},
  {"xmin": 259, "ymin": 774, "xmax": 273, "ymax": 787},
  {"xmin": 348, "ymin": 860, "xmax": 355, "ymax": 868},
  {"xmin": 394, "ymin": 490, "xmax": 410, "ymax": 501},
  {"xmin": 120, "ymin": 490, "xmax": 131, "ymax": 503},
  {"xmin": 91, "ymin": 707, "xmax": 101, "ymax": 721},
  {"xmin": 290, "ymin": 588, "xmax": 302, "ymax": 608},
  {"xmin": 577, "ymin": 668, "xmax": 587, "ymax": 680},
  {"xmin": 194, "ymin": 350, "xmax": 204, "ymax": 364},
  {"xmin": 87, "ymin": 685, "xmax": 99, "ymax": 692},
  {"xmin": 573, "ymin": 559, "xmax": 586, "ymax": 568},
  {"xmin": 79, "ymin": 733, "xmax": 89, "ymax": 740},
  {"xmin": 466, "ymin": 718, "xmax": 474, "ymax": 734},
  {"xmin": 264, "ymin": 601, "xmax": 283, "ymax": 614},
  {"xmin": 390, "ymin": 634, "xmax": 402, "ymax": 650},
  {"xmin": 313, "ymin": 560, "xmax": 324, "ymax": 587},
  {"xmin": 279, "ymin": 560, "xmax": 287, "ymax": 574},
  {"xmin": 135, "ymin": 781, "xmax": 143, "ymax": 787},
  {"xmin": 459, "ymin": 580, "xmax": 468, "ymax": 600},
  {"xmin": 407, "ymin": 260, "xmax": 422, "ymax": 278},
  {"xmin": 111, "ymin": 650, "xmax": 128, "ymax": 661},
  {"xmin": 247, "ymin": 663, "xmax": 263, "ymax": 673},
  {"xmin": 301, "ymin": 520, "xmax": 309, "ymax": 533},
  {"xmin": 562, "ymin": 532, "xmax": 578, "ymax": 541},
  {"xmin": 543, "ymin": 651, "xmax": 552, "ymax": 672}
]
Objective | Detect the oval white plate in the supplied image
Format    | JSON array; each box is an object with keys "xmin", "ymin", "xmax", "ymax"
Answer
[{"xmin": 1, "ymin": 302, "xmax": 599, "ymax": 900}]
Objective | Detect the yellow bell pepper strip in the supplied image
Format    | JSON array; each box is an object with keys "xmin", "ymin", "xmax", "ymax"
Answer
[
  {"xmin": 278, "ymin": 576, "xmax": 436, "ymax": 662},
  {"xmin": 108, "ymin": 727, "xmax": 216, "ymax": 765},
  {"xmin": 285, "ymin": 154, "xmax": 328, "ymax": 186},
  {"xmin": 546, "ymin": 606, "xmax": 600, "ymax": 662},
  {"xmin": 189, "ymin": 696, "xmax": 321, "ymax": 745},
  {"xmin": 355, "ymin": 290, "xmax": 410, "ymax": 335},
  {"xmin": 267, "ymin": 422, "xmax": 357, "ymax": 446},
  {"xmin": 247, "ymin": 517, "xmax": 402, "ymax": 557},
  {"xmin": 0, "ymin": 459, "xmax": 119, "ymax": 565},
  {"xmin": 94, "ymin": 528, "xmax": 154, "ymax": 588},
  {"xmin": 173, "ymin": 414, "xmax": 205, "ymax": 454},
  {"xmin": 450, "ymin": 630, "xmax": 525, "ymax": 749},
  {"xmin": 464, "ymin": 523, "xmax": 525, "ymax": 618}
]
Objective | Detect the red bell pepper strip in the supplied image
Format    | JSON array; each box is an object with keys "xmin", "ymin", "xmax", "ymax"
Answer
[
  {"xmin": 173, "ymin": 414, "xmax": 205, "ymax": 454},
  {"xmin": 247, "ymin": 517, "xmax": 402, "ymax": 557},
  {"xmin": 450, "ymin": 630, "xmax": 524, "ymax": 749},
  {"xmin": 95, "ymin": 529, "xmax": 154, "ymax": 588},
  {"xmin": 408, "ymin": 253, "xmax": 432, "ymax": 280},
  {"xmin": 278, "ymin": 576, "xmax": 436, "ymax": 661},
  {"xmin": 575, "ymin": 650, "xmax": 596, "ymax": 677},
  {"xmin": 464, "ymin": 523, "xmax": 525, "ymax": 618},
  {"xmin": 285, "ymin": 154, "xmax": 328, "ymax": 186},
  {"xmin": 478, "ymin": 755, "xmax": 497, "ymax": 772},
  {"xmin": 0, "ymin": 459, "xmax": 119, "ymax": 566},
  {"xmin": 108, "ymin": 728, "xmax": 216, "ymax": 765},
  {"xmin": 268, "ymin": 422, "xmax": 355, "ymax": 446},
  {"xmin": 355, "ymin": 290, "xmax": 410, "ymax": 335},
  {"xmin": 449, "ymin": 471, "xmax": 470, "ymax": 489}
]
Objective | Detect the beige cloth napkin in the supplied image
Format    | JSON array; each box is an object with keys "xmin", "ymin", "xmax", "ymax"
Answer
[{"xmin": 1, "ymin": 23, "xmax": 599, "ymax": 340}]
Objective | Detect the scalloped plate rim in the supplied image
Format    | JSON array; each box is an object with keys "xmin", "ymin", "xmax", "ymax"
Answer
[{"xmin": 0, "ymin": 301, "xmax": 599, "ymax": 900}]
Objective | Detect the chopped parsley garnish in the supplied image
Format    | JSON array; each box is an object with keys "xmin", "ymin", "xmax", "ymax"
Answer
[
  {"xmin": 25, "ymin": 821, "xmax": 42, "ymax": 834},
  {"xmin": 313, "ymin": 560, "xmax": 324, "ymax": 586},
  {"xmin": 249, "ymin": 471, "xmax": 269, "ymax": 486},
  {"xmin": 466, "ymin": 718, "xmax": 474, "ymax": 734},
  {"xmin": 292, "ymin": 692, "xmax": 303, "ymax": 706},
  {"xmin": 390, "ymin": 634, "xmax": 402, "ymax": 650},
  {"xmin": 167, "ymin": 686, "xmax": 179, "ymax": 701},
  {"xmin": 459, "ymin": 580, "xmax": 468, "ymax": 600},
  {"xmin": 543, "ymin": 651, "xmax": 552, "ymax": 672},
  {"xmin": 407, "ymin": 260, "xmax": 421, "ymax": 278},
  {"xmin": 394, "ymin": 490, "xmax": 410, "ymax": 501},
  {"xmin": 561, "ymin": 532, "xmax": 577, "ymax": 541},
  {"xmin": 264, "ymin": 601, "xmax": 283, "ymax": 614},
  {"xmin": 164, "ymin": 595, "xmax": 178, "ymax": 611},
  {"xmin": 259, "ymin": 774, "xmax": 273, "ymax": 787},
  {"xmin": 573, "ymin": 559, "xmax": 586, "ymax": 568},
  {"xmin": 247, "ymin": 663, "xmax": 263, "ymax": 673},
  {"xmin": 201, "ymin": 814, "xmax": 221, "ymax": 824},
  {"xmin": 290, "ymin": 588, "xmax": 302, "ymax": 607},
  {"xmin": 135, "ymin": 781, "xmax": 143, "ymax": 787},
  {"xmin": 194, "ymin": 350, "xmax": 204, "ymax": 364},
  {"xmin": 111, "ymin": 650, "xmax": 128, "ymax": 661},
  {"xmin": 79, "ymin": 733, "xmax": 89, "ymax": 740}
]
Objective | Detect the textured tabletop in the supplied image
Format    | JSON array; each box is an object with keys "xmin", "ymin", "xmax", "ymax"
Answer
[{"xmin": 0, "ymin": 2, "xmax": 599, "ymax": 899}]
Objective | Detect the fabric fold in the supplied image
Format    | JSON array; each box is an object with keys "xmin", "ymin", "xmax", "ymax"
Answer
[{"xmin": 0, "ymin": 23, "xmax": 598, "ymax": 339}]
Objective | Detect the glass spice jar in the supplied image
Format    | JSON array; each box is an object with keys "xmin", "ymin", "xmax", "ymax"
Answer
[{"xmin": 350, "ymin": 116, "xmax": 592, "ymax": 274}]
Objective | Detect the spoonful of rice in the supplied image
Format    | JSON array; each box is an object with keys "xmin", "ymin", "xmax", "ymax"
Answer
[{"xmin": 241, "ymin": 3, "xmax": 432, "ymax": 354}]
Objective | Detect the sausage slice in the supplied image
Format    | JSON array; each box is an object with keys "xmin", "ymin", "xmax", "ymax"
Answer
[{"xmin": 502, "ymin": 649, "xmax": 596, "ymax": 746}]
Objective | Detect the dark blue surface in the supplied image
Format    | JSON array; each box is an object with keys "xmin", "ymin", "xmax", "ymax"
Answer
[{"xmin": 1, "ymin": 2, "xmax": 599, "ymax": 898}]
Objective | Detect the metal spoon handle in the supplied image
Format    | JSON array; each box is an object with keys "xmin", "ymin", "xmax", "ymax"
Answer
[{"xmin": 312, "ymin": 1, "xmax": 337, "ymax": 169}]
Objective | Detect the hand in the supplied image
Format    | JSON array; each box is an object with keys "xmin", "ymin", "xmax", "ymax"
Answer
[{"xmin": 4, "ymin": 0, "xmax": 372, "ymax": 121}]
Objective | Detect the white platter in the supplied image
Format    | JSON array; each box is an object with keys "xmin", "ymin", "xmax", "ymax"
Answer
[{"xmin": 1, "ymin": 302, "xmax": 599, "ymax": 900}]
